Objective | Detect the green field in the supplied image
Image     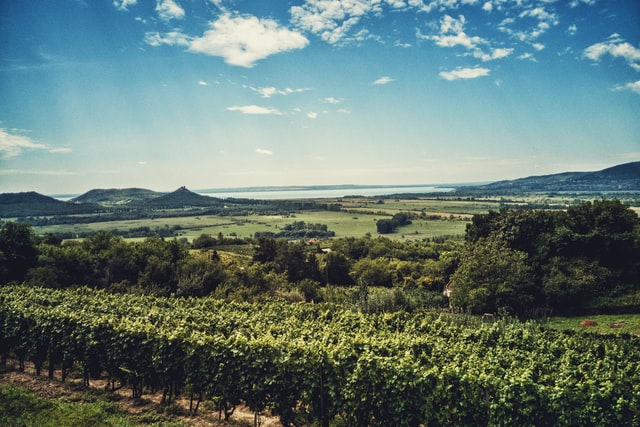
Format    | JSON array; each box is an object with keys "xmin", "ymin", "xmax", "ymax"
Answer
[
  {"xmin": 33, "ymin": 197, "xmax": 482, "ymax": 241},
  {"xmin": 545, "ymin": 314, "xmax": 640, "ymax": 336}
]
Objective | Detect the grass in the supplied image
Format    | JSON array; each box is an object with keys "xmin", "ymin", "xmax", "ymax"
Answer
[
  {"xmin": 34, "ymin": 204, "xmax": 472, "ymax": 242},
  {"xmin": 0, "ymin": 382, "xmax": 139, "ymax": 427},
  {"xmin": 544, "ymin": 314, "xmax": 640, "ymax": 336}
]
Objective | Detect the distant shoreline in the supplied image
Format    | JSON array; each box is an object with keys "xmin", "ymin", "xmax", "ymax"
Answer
[{"xmin": 49, "ymin": 184, "xmax": 462, "ymax": 201}]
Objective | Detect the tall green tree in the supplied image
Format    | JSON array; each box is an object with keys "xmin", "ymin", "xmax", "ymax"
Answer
[
  {"xmin": 0, "ymin": 222, "xmax": 38, "ymax": 284},
  {"xmin": 451, "ymin": 237, "xmax": 534, "ymax": 314}
]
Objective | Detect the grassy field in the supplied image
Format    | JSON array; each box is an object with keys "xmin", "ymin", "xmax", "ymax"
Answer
[
  {"xmin": 33, "ymin": 197, "xmax": 481, "ymax": 242},
  {"xmin": 544, "ymin": 314, "xmax": 640, "ymax": 336}
]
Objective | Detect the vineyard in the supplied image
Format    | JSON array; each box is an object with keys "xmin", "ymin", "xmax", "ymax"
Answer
[{"xmin": 1, "ymin": 285, "xmax": 639, "ymax": 426}]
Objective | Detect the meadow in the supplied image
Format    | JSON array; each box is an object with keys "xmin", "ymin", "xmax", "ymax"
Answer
[{"xmin": 32, "ymin": 196, "xmax": 482, "ymax": 242}]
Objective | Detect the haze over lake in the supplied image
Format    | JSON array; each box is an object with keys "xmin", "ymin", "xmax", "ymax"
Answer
[{"xmin": 197, "ymin": 185, "xmax": 455, "ymax": 200}]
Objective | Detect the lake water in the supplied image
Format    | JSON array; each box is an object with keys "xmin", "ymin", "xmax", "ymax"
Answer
[
  {"xmin": 51, "ymin": 185, "xmax": 455, "ymax": 202},
  {"xmin": 197, "ymin": 186, "xmax": 454, "ymax": 200}
]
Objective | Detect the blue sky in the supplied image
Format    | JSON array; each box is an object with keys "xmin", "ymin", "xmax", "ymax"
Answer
[{"xmin": 1, "ymin": 0, "xmax": 639, "ymax": 194}]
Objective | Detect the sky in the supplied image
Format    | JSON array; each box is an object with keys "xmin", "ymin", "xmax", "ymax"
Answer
[{"xmin": 0, "ymin": 0, "xmax": 639, "ymax": 195}]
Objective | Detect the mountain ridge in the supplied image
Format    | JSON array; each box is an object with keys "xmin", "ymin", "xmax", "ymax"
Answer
[
  {"xmin": 1, "ymin": 162, "xmax": 638, "ymax": 217},
  {"xmin": 70, "ymin": 188, "xmax": 163, "ymax": 205},
  {"xmin": 469, "ymin": 161, "xmax": 639, "ymax": 192}
]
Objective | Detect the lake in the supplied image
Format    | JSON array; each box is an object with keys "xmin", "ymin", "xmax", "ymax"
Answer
[{"xmin": 196, "ymin": 185, "xmax": 455, "ymax": 200}]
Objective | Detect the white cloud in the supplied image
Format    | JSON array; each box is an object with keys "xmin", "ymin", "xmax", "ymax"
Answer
[
  {"xmin": 614, "ymin": 80, "xmax": 640, "ymax": 95},
  {"xmin": 431, "ymin": 15, "xmax": 481, "ymax": 49},
  {"xmin": 499, "ymin": 5, "xmax": 559, "ymax": 43},
  {"xmin": 113, "ymin": 0, "xmax": 137, "ymax": 11},
  {"xmin": 198, "ymin": 81, "xmax": 209, "ymax": 86},
  {"xmin": 482, "ymin": 1, "xmax": 492, "ymax": 12},
  {"xmin": 570, "ymin": 0, "xmax": 596, "ymax": 7},
  {"xmin": 227, "ymin": 105, "xmax": 284, "ymax": 115},
  {"xmin": 256, "ymin": 148, "xmax": 273, "ymax": 155},
  {"xmin": 0, "ymin": 169, "xmax": 78, "ymax": 176},
  {"xmin": 48, "ymin": 147, "xmax": 73, "ymax": 154},
  {"xmin": 567, "ymin": 24, "xmax": 577, "ymax": 36},
  {"xmin": 474, "ymin": 47, "xmax": 513, "ymax": 61},
  {"xmin": 427, "ymin": 15, "xmax": 511, "ymax": 62},
  {"xmin": 518, "ymin": 52, "xmax": 536, "ymax": 61},
  {"xmin": 324, "ymin": 97, "xmax": 341, "ymax": 104},
  {"xmin": 584, "ymin": 34, "xmax": 640, "ymax": 71},
  {"xmin": 307, "ymin": 112, "xmax": 318, "ymax": 119},
  {"xmin": 246, "ymin": 86, "xmax": 309, "ymax": 98},
  {"xmin": 156, "ymin": 0, "xmax": 184, "ymax": 21},
  {"xmin": 439, "ymin": 66, "xmax": 490, "ymax": 80},
  {"xmin": 290, "ymin": 0, "xmax": 381, "ymax": 45},
  {"xmin": 373, "ymin": 76, "xmax": 394, "ymax": 85},
  {"xmin": 144, "ymin": 31, "xmax": 191, "ymax": 47},
  {"xmin": 0, "ymin": 128, "xmax": 47, "ymax": 158},
  {"xmin": 188, "ymin": 15, "xmax": 308, "ymax": 68}
]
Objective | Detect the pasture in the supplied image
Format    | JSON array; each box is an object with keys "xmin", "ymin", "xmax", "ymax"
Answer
[
  {"xmin": 545, "ymin": 314, "xmax": 640, "ymax": 336},
  {"xmin": 32, "ymin": 197, "xmax": 483, "ymax": 241}
]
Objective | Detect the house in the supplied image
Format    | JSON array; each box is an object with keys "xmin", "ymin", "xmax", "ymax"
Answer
[{"xmin": 443, "ymin": 279, "xmax": 453, "ymax": 298}]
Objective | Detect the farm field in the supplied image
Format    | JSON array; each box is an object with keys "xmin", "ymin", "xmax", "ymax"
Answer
[
  {"xmin": 545, "ymin": 314, "xmax": 640, "ymax": 336},
  {"xmin": 32, "ymin": 197, "xmax": 481, "ymax": 241}
]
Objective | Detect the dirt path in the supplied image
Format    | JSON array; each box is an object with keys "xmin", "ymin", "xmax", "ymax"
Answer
[{"xmin": 0, "ymin": 361, "xmax": 281, "ymax": 427}]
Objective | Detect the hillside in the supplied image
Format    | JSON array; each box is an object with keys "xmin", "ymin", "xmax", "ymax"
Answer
[
  {"xmin": 472, "ymin": 161, "xmax": 640, "ymax": 192},
  {"xmin": 71, "ymin": 188, "xmax": 163, "ymax": 205},
  {"xmin": 0, "ymin": 192, "xmax": 101, "ymax": 217},
  {"xmin": 138, "ymin": 186, "xmax": 223, "ymax": 209}
]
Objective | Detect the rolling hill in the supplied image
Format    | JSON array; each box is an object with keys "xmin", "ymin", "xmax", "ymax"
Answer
[
  {"xmin": 138, "ymin": 186, "xmax": 223, "ymax": 209},
  {"xmin": 1, "ymin": 162, "xmax": 638, "ymax": 218},
  {"xmin": 71, "ymin": 188, "xmax": 163, "ymax": 205},
  {"xmin": 0, "ymin": 192, "xmax": 101, "ymax": 217},
  {"xmin": 469, "ymin": 161, "xmax": 640, "ymax": 192}
]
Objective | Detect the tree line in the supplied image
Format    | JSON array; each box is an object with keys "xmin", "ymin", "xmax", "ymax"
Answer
[
  {"xmin": 451, "ymin": 199, "xmax": 640, "ymax": 315},
  {"xmin": 1, "ymin": 199, "xmax": 638, "ymax": 316}
]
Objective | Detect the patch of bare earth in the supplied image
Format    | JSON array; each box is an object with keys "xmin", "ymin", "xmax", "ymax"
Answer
[{"xmin": 0, "ymin": 360, "xmax": 281, "ymax": 427}]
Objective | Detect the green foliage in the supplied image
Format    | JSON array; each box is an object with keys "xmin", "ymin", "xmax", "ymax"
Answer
[
  {"xmin": 2, "ymin": 286, "xmax": 640, "ymax": 426},
  {"xmin": 455, "ymin": 200, "xmax": 640, "ymax": 315},
  {"xmin": 350, "ymin": 258, "xmax": 394, "ymax": 287},
  {"xmin": 0, "ymin": 383, "xmax": 135, "ymax": 427},
  {"xmin": 0, "ymin": 222, "xmax": 38, "ymax": 284},
  {"xmin": 451, "ymin": 237, "xmax": 534, "ymax": 314},
  {"xmin": 375, "ymin": 212, "xmax": 413, "ymax": 234},
  {"xmin": 254, "ymin": 221, "xmax": 335, "ymax": 239},
  {"xmin": 375, "ymin": 218, "xmax": 396, "ymax": 234}
]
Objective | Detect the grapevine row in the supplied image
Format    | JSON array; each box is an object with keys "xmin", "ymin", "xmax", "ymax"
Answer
[{"xmin": 1, "ymin": 285, "xmax": 639, "ymax": 426}]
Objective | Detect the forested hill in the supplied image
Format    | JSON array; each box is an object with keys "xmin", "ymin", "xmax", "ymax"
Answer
[
  {"xmin": 137, "ymin": 186, "xmax": 224, "ymax": 208},
  {"xmin": 70, "ymin": 188, "xmax": 163, "ymax": 205},
  {"xmin": 469, "ymin": 161, "xmax": 640, "ymax": 192},
  {"xmin": 71, "ymin": 186, "xmax": 224, "ymax": 208},
  {"xmin": 0, "ymin": 187, "xmax": 223, "ymax": 218},
  {"xmin": 0, "ymin": 192, "xmax": 100, "ymax": 217}
]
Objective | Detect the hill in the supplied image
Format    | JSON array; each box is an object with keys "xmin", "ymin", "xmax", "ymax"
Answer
[
  {"xmin": 71, "ymin": 188, "xmax": 163, "ymax": 205},
  {"xmin": 0, "ymin": 192, "xmax": 101, "ymax": 217},
  {"xmin": 471, "ymin": 161, "xmax": 640, "ymax": 192},
  {"xmin": 138, "ymin": 186, "xmax": 223, "ymax": 209}
]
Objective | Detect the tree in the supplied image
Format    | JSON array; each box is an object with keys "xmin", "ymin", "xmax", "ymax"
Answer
[
  {"xmin": 350, "ymin": 258, "xmax": 394, "ymax": 287},
  {"xmin": 0, "ymin": 222, "xmax": 38, "ymax": 284},
  {"xmin": 321, "ymin": 251, "xmax": 353, "ymax": 286},
  {"xmin": 253, "ymin": 238, "xmax": 277, "ymax": 263},
  {"xmin": 542, "ymin": 256, "xmax": 610, "ymax": 312},
  {"xmin": 176, "ymin": 254, "xmax": 226, "ymax": 297},
  {"xmin": 458, "ymin": 201, "xmax": 640, "ymax": 315},
  {"xmin": 376, "ymin": 219, "xmax": 396, "ymax": 234},
  {"xmin": 450, "ymin": 237, "xmax": 534, "ymax": 314}
]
